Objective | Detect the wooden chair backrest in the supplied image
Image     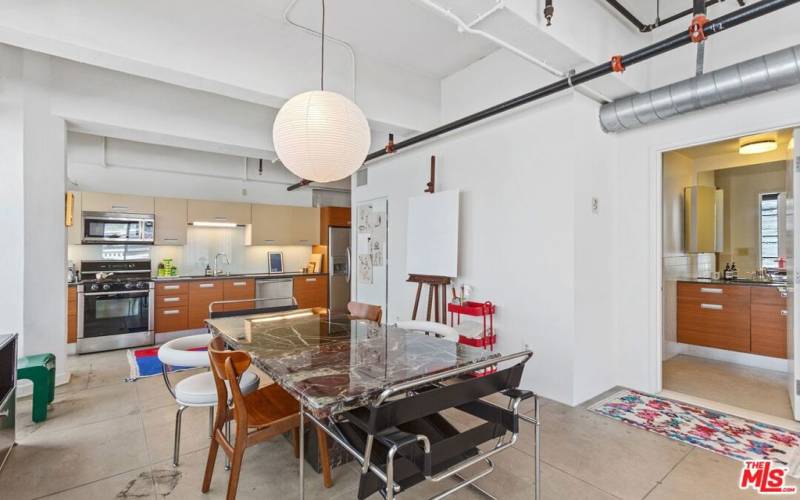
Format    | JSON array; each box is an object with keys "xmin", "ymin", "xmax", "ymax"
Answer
[
  {"xmin": 207, "ymin": 337, "xmax": 253, "ymax": 425},
  {"xmin": 347, "ymin": 301, "xmax": 383, "ymax": 323}
]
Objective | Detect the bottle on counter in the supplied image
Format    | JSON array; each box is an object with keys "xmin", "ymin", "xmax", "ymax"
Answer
[
  {"xmin": 731, "ymin": 262, "xmax": 738, "ymax": 280},
  {"xmin": 723, "ymin": 263, "xmax": 731, "ymax": 280},
  {"xmin": 205, "ymin": 264, "xmax": 212, "ymax": 277},
  {"xmin": 157, "ymin": 262, "xmax": 165, "ymax": 277}
]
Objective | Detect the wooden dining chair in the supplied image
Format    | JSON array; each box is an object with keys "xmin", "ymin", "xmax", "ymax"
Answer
[
  {"xmin": 347, "ymin": 301, "xmax": 383, "ymax": 324},
  {"xmin": 202, "ymin": 337, "xmax": 332, "ymax": 500}
]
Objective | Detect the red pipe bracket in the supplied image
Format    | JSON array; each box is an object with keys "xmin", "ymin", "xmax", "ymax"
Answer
[
  {"xmin": 611, "ymin": 55, "xmax": 625, "ymax": 73},
  {"xmin": 689, "ymin": 14, "xmax": 708, "ymax": 42}
]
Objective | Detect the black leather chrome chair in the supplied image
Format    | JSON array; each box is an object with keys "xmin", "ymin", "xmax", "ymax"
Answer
[{"xmin": 325, "ymin": 351, "xmax": 538, "ymax": 500}]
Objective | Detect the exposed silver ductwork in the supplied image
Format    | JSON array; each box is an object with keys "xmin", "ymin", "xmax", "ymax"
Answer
[{"xmin": 599, "ymin": 44, "xmax": 800, "ymax": 133}]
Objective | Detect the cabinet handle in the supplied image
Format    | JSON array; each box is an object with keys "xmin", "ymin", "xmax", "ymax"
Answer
[
  {"xmin": 305, "ymin": 278, "xmax": 317, "ymax": 282},
  {"xmin": 199, "ymin": 283, "xmax": 215, "ymax": 288},
  {"xmin": 214, "ymin": 216, "xmax": 228, "ymax": 221},
  {"xmin": 264, "ymin": 239, "xmax": 276, "ymax": 243},
  {"xmin": 163, "ymin": 238, "xmax": 178, "ymax": 242},
  {"xmin": 162, "ymin": 309, "xmax": 180, "ymax": 315},
  {"xmin": 111, "ymin": 205, "xmax": 128, "ymax": 210},
  {"xmin": 163, "ymin": 297, "xmax": 180, "ymax": 302},
  {"xmin": 700, "ymin": 303, "xmax": 723, "ymax": 311},
  {"xmin": 700, "ymin": 288, "xmax": 723, "ymax": 294},
  {"xmin": 163, "ymin": 285, "xmax": 180, "ymax": 290},
  {"xmin": 232, "ymin": 282, "xmax": 247, "ymax": 287},
  {"xmin": 782, "ymin": 310, "xmax": 788, "ymax": 316},
  {"xmin": 779, "ymin": 287, "xmax": 788, "ymax": 298},
  {"xmin": 298, "ymin": 239, "xmax": 310, "ymax": 243}
]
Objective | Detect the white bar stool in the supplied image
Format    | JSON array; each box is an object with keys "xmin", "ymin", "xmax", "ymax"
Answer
[{"xmin": 158, "ymin": 333, "xmax": 260, "ymax": 466}]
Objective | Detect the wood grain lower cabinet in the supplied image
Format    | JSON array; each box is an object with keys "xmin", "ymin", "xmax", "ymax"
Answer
[
  {"xmin": 222, "ymin": 279, "xmax": 255, "ymax": 312},
  {"xmin": 677, "ymin": 282, "xmax": 787, "ymax": 358},
  {"xmin": 750, "ymin": 287, "xmax": 788, "ymax": 358},
  {"xmin": 156, "ymin": 307, "xmax": 189, "ymax": 333},
  {"xmin": 67, "ymin": 287, "xmax": 77, "ymax": 344},
  {"xmin": 188, "ymin": 281, "xmax": 224, "ymax": 329},
  {"xmin": 293, "ymin": 275, "xmax": 328, "ymax": 309}
]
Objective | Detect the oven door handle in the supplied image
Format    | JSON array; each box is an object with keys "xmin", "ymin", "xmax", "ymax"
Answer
[{"xmin": 82, "ymin": 290, "xmax": 151, "ymax": 296}]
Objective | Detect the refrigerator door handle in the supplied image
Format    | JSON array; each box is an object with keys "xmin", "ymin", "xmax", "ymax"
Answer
[{"xmin": 346, "ymin": 246, "xmax": 351, "ymax": 283}]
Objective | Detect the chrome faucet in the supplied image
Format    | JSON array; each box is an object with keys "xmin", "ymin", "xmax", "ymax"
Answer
[{"xmin": 213, "ymin": 253, "xmax": 230, "ymax": 276}]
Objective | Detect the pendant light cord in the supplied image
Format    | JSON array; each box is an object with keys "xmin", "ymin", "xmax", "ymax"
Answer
[{"xmin": 320, "ymin": 0, "xmax": 325, "ymax": 90}]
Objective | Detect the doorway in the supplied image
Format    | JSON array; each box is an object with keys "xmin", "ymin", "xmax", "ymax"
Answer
[{"xmin": 660, "ymin": 127, "xmax": 798, "ymax": 422}]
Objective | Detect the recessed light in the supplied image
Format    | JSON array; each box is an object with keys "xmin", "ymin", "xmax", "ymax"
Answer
[{"xmin": 739, "ymin": 140, "xmax": 777, "ymax": 155}]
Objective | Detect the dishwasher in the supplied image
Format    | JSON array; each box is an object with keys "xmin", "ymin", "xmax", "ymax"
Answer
[{"xmin": 255, "ymin": 278, "xmax": 295, "ymax": 308}]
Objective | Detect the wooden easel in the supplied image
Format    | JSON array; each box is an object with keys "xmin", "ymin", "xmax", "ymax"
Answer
[
  {"xmin": 408, "ymin": 274, "xmax": 451, "ymax": 323},
  {"xmin": 407, "ymin": 156, "xmax": 451, "ymax": 324}
]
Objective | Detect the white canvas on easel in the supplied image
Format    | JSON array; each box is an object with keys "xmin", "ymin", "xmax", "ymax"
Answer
[{"xmin": 406, "ymin": 190, "xmax": 459, "ymax": 277}]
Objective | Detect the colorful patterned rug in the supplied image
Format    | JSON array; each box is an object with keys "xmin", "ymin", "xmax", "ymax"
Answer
[
  {"xmin": 126, "ymin": 346, "xmax": 204, "ymax": 381},
  {"xmin": 589, "ymin": 389, "xmax": 800, "ymax": 466}
]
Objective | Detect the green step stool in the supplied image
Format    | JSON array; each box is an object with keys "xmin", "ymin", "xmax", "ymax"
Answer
[{"xmin": 17, "ymin": 353, "xmax": 56, "ymax": 422}]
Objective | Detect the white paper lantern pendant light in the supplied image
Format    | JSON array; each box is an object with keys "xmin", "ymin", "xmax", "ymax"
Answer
[{"xmin": 273, "ymin": 0, "xmax": 370, "ymax": 184}]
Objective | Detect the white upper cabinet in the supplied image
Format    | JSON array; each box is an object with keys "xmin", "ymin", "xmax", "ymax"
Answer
[
  {"xmin": 82, "ymin": 192, "xmax": 155, "ymax": 214},
  {"xmin": 187, "ymin": 200, "xmax": 252, "ymax": 225},
  {"xmin": 154, "ymin": 197, "xmax": 188, "ymax": 245}
]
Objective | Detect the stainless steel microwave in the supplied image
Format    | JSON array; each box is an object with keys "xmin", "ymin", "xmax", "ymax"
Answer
[{"xmin": 81, "ymin": 211, "xmax": 155, "ymax": 244}]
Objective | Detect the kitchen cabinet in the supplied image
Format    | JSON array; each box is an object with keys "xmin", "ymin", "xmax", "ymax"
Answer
[
  {"xmin": 155, "ymin": 281, "xmax": 189, "ymax": 333},
  {"xmin": 82, "ymin": 192, "xmax": 154, "ymax": 214},
  {"xmin": 67, "ymin": 287, "xmax": 77, "ymax": 344},
  {"xmin": 750, "ymin": 287, "xmax": 788, "ymax": 358},
  {"xmin": 187, "ymin": 200, "xmax": 251, "ymax": 226},
  {"xmin": 247, "ymin": 204, "xmax": 320, "ymax": 246},
  {"xmin": 319, "ymin": 207, "xmax": 351, "ymax": 245},
  {"xmin": 187, "ymin": 280, "xmax": 224, "ymax": 329},
  {"xmin": 66, "ymin": 192, "xmax": 82, "ymax": 245},
  {"xmin": 222, "ymin": 279, "xmax": 255, "ymax": 312},
  {"xmin": 677, "ymin": 282, "xmax": 788, "ymax": 358},
  {"xmin": 154, "ymin": 197, "xmax": 188, "ymax": 245},
  {"xmin": 293, "ymin": 275, "xmax": 328, "ymax": 309}
]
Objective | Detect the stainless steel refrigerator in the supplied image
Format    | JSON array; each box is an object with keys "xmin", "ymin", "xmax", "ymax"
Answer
[{"xmin": 328, "ymin": 226, "xmax": 351, "ymax": 315}]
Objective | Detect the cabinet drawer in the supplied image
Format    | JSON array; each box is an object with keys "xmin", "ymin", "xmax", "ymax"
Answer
[
  {"xmin": 156, "ymin": 281, "xmax": 189, "ymax": 296},
  {"xmin": 223, "ymin": 279, "xmax": 255, "ymax": 297},
  {"xmin": 189, "ymin": 281, "xmax": 224, "ymax": 300},
  {"xmin": 155, "ymin": 307, "xmax": 189, "ymax": 333},
  {"xmin": 677, "ymin": 282, "xmax": 749, "ymax": 304},
  {"xmin": 293, "ymin": 275, "xmax": 328, "ymax": 309},
  {"xmin": 751, "ymin": 303, "xmax": 788, "ymax": 358},
  {"xmin": 156, "ymin": 294, "xmax": 188, "ymax": 309},
  {"xmin": 677, "ymin": 298, "xmax": 750, "ymax": 352},
  {"xmin": 751, "ymin": 286, "xmax": 788, "ymax": 307}
]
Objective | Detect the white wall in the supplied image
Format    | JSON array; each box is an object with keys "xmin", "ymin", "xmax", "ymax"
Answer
[{"xmin": 355, "ymin": 82, "xmax": 616, "ymax": 405}]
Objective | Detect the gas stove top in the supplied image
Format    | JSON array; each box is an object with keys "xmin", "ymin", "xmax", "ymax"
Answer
[{"xmin": 79, "ymin": 260, "xmax": 152, "ymax": 293}]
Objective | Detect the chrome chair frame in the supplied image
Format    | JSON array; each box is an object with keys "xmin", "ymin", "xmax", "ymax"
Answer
[{"xmin": 302, "ymin": 350, "xmax": 540, "ymax": 500}]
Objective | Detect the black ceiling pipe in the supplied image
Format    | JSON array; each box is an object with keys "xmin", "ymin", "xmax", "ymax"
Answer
[
  {"xmin": 288, "ymin": 0, "xmax": 798, "ymax": 191},
  {"xmin": 604, "ymin": 0, "xmax": 722, "ymax": 32}
]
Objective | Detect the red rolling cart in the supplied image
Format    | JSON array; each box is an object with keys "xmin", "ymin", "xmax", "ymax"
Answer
[{"xmin": 448, "ymin": 301, "xmax": 496, "ymax": 376}]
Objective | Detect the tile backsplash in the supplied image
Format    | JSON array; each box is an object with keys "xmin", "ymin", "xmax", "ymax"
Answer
[{"xmin": 68, "ymin": 226, "xmax": 314, "ymax": 276}]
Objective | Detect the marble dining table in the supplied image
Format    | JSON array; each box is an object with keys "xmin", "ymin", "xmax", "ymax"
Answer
[{"xmin": 205, "ymin": 307, "xmax": 501, "ymax": 418}]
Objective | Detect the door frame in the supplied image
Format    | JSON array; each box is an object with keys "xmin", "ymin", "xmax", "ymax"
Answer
[{"xmin": 651, "ymin": 121, "xmax": 800, "ymax": 394}]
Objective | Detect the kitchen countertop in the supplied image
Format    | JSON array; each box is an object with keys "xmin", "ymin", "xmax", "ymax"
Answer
[
  {"xmin": 678, "ymin": 277, "xmax": 787, "ymax": 288},
  {"xmin": 67, "ymin": 271, "xmax": 326, "ymax": 286}
]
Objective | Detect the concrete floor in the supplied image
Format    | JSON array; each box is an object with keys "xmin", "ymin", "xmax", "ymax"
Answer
[
  {"xmin": 0, "ymin": 350, "xmax": 792, "ymax": 499},
  {"xmin": 663, "ymin": 354, "xmax": 793, "ymax": 420}
]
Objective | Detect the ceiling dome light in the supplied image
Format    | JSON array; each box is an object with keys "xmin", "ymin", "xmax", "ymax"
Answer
[
  {"xmin": 739, "ymin": 139, "xmax": 777, "ymax": 155},
  {"xmin": 273, "ymin": 90, "xmax": 370, "ymax": 183}
]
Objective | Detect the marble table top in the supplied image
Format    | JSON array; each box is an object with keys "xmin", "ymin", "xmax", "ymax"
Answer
[{"xmin": 206, "ymin": 308, "xmax": 500, "ymax": 417}]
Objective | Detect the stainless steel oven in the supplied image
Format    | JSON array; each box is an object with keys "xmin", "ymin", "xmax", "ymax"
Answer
[
  {"xmin": 82, "ymin": 211, "xmax": 155, "ymax": 244},
  {"xmin": 77, "ymin": 260, "xmax": 154, "ymax": 354}
]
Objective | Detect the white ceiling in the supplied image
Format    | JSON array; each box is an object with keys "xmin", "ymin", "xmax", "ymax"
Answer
[{"xmin": 245, "ymin": 0, "xmax": 499, "ymax": 79}]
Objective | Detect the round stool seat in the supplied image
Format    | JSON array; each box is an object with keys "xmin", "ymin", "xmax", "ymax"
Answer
[{"xmin": 175, "ymin": 371, "xmax": 260, "ymax": 407}]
